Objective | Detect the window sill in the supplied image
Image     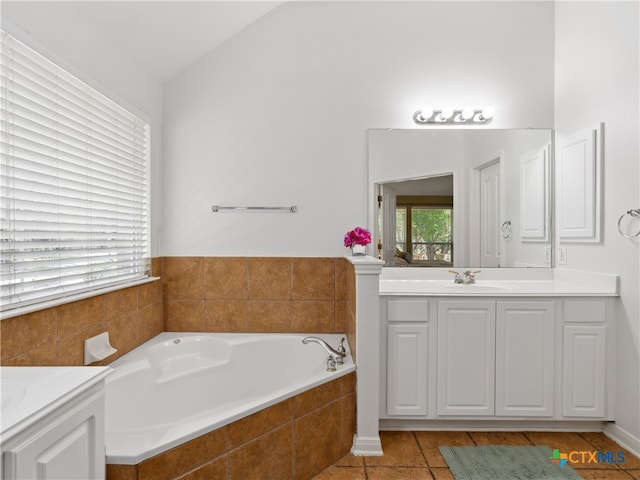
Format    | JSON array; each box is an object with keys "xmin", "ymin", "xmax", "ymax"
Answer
[{"xmin": 0, "ymin": 277, "xmax": 161, "ymax": 321}]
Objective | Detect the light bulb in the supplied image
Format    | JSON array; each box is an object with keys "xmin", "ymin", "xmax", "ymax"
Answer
[
  {"xmin": 418, "ymin": 106, "xmax": 434, "ymax": 122},
  {"xmin": 459, "ymin": 107, "xmax": 475, "ymax": 122},
  {"xmin": 480, "ymin": 106, "xmax": 495, "ymax": 120},
  {"xmin": 439, "ymin": 106, "xmax": 454, "ymax": 120}
]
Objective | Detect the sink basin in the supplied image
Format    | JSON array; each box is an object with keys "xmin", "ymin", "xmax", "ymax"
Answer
[
  {"xmin": 443, "ymin": 283, "xmax": 514, "ymax": 293},
  {"xmin": 1, "ymin": 379, "xmax": 27, "ymax": 413}
]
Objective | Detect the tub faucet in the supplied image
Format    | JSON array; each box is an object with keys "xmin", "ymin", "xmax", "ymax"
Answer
[{"xmin": 302, "ymin": 337, "xmax": 346, "ymax": 365}]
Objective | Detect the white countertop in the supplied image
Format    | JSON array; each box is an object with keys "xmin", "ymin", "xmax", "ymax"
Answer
[
  {"xmin": 1, "ymin": 366, "xmax": 112, "ymax": 443},
  {"xmin": 379, "ymin": 268, "xmax": 619, "ymax": 297}
]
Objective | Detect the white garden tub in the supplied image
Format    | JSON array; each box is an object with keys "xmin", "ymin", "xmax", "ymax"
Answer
[{"xmin": 105, "ymin": 332, "xmax": 354, "ymax": 465}]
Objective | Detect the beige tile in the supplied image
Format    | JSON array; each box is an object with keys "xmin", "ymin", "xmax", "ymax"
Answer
[
  {"xmin": 574, "ymin": 469, "xmax": 634, "ymax": 479},
  {"xmin": 294, "ymin": 379, "xmax": 341, "ymax": 418},
  {"xmin": 367, "ymin": 467, "xmax": 433, "ymax": 480},
  {"xmin": 204, "ymin": 257, "xmax": 248, "ymax": 300},
  {"xmin": 247, "ymin": 257, "xmax": 291, "ymax": 300},
  {"xmin": 291, "ymin": 301, "xmax": 335, "ymax": 333},
  {"xmin": 229, "ymin": 424, "xmax": 293, "ymax": 480},
  {"xmin": 580, "ymin": 432, "xmax": 640, "ymax": 468},
  {"xmin": 526, "ymin": 431, "xmax": 620, "ymax": 470},
  {"xmin": 247, "ymin": 300, "xmax": 291, "ymax": 332},
  {"xmin": 57, "ymin": 325, "xmax": 104, "ymax": 365},
  {"xmin": 334, "ymin": 453, "xmax": 364, "ymax": 467},
  {"xmin": 162, "ymin": 257, "xmax": 204, "ymax": 300},
  {"xmin": 106, "ymin": 464, "xmax": 138, "ymax": 480},
  {"xmin": 415, "ymin": 432, "xmax": 474, "ymax": 468},
  {"xmin": 365, "ymin": 431, "xmax": 427, "ymax": 468},
  {"xmin": 295, "ymin": 401, "xmax": 343, "ymax": 480},
  {"xmin": 339, "ymin": 372, "xmax": 356, "ymax": 395},
  {"xmin": 57, "ymin": 296, "xmax": 105, "ymax": 338},
  {"xmin": 107, "ymin": 311, "xmax": 141, "ymax": 357},
  {"xmin": 150, "ymin": 257, "xmax": 162, "ymax": 277},
  {"xmin": 335, "ymin": 301, "xmax": 348, "ymax": 333},
  {"xmin": 205, "ymin": 300, "xmax": 248, "ymax": 332},
  {"xmin": 311, "ymin": 466, "xmax": 366, "ymax": 480},
  {"xmin": 105, "ymin": 287, "xmax": 138, "ymax": 320},
  {"xmin": 229, "ymin": 399, "xmax": 292, "ymax": 448},
  {"xmin": 429, "ymin": 468, "xmax": 455, "ymax": 480},
  {"xmin": 0, "ymin": 308, "xmax": 57, "ymax": 360},
  {"xmin": 1, "ymin": 343, "xmax": 58, "ymax": 366},
  {"xmin": 469, "ymin": 431, "xmax": 532, "ymax": 446},
  {"xmin": 335, "ymin": 259, "xmax": 348, "ymax": 301},
  {"xmin": 138, "ymin": 426, "xmax": 228, "ymax": 480},
  {"xmin": 525, "ymin": 431, "xmax": 595, "ymax": 452},
  {"xmin": 341, "ymin": 393, "xmax": 356, "ymax": 455},
  {"xmin": 139, "ymin": 279, "xmax": 162, "ymax": 307},
  {"xmin": 176, "ymin": 454, "xmax": 227, "ymax": 480},
  {"xmin": 138, "ymin": 301, "xmax": 164, "ymax": 342},
  {"xmin": 292, "ymin": 258, "xmax": 335, "ymax": 301},
  {"xmin": 164, "ymin": 300, "xmax": 204, "ymax": 331}
]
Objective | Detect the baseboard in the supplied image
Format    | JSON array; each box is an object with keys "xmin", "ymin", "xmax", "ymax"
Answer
[
  {"xmin": 380, "ymin": 419, "xmax": 607, "ymax": 432},
  {"xmin": 604, "ymin": 423, "xmax": 640, "ymax": 459},
  {"xmin": 351, "ymin": 435, "xmax": 383, "ymax": 456}
]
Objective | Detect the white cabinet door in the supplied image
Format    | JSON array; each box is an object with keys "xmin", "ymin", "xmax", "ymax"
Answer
[
  {"xmin": 563, "ymin": 325, "xmax": 606, "ymax": 418},
  {"xmin": 495, "ymin": 302, "xmax": 555, "ymax": 416},
  {"xmin": 437, "ymin": 301, "xmax": 495, "ymax": 416},
  {"xmin": 3, "ymin": 391, "xmax": 105, "ymax": 480},
  {"xmin": 386, "ymin": 324, "xmax": 428, "ymax": 416}
]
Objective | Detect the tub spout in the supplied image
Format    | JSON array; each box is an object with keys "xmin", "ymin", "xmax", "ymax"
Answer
[{"xmin": 302, "ymin": 337, "xmax": 346, "ymax": 365}]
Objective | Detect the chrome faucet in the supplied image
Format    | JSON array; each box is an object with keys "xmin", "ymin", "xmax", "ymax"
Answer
[
  {"xmin": 302, "ymin": 337, "xmax": 346, "ymax": 366},
  {"xmin": 449, "ymin": 270, "xmax": 481, "ymax": 284}
]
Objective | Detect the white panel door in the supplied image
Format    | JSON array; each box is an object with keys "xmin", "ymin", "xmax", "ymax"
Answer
[
  {"xmin": 557, "ymin": 127, "xmax": 601, "ymax": 242},
  {"xmin": 387, "ymin": 324, "xmax": 429, "ymax": 416},
  {"xmin": 437, "ymin": 301, "xmax": 496, "ymax": 416},
  {"xmin": 562, "ymin": 325, "xmax": 606, "ymax": 418},
  {"xmin": 495, "ymin": 302, "xmax": 555, "ymax": 416},
  {"xmin": 480, "ymin": 161, "xmax": 501, "ymax": 267}
]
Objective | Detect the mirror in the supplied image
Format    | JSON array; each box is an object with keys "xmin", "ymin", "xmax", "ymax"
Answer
[{"xmin": 369, "ymin": 128, "xmax": 553, "ymax": 268}]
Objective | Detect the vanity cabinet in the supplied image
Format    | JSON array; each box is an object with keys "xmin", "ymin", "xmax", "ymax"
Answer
[
  {"xmin": 384, "ymin": 299, "xmax": 430, "ymax": 416},
  {"xmin": 436, "ymin": 300, "xmax": 554, "ymax": 417},
  {"xmin": 380, "ymin": 295, "xmax": 612, "ymax": 425},
  {"xmin": 562, "ymin": 300, "xmax": 608, "ymax": 418},
  {"xmin": 1, "ymin": 368, "xmax": 110, "ymax": 480}
]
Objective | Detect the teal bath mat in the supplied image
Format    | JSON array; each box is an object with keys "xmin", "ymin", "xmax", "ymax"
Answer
[{"xmin": 439, "ymin": 445, "xmax": 583, "ymax": 480}]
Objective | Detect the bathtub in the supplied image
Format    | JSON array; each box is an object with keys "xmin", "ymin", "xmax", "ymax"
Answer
[{"xmin": 105, "ymin": 332, "xmax": 355, "ymax": 465}]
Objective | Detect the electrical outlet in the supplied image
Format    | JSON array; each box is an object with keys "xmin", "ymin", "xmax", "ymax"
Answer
[
  {"xmin": 558, "ymin": 247, "xmax": 567, "ymax": 265},
  {"xmin": 544, "ymin": 247, "xmax": 551, "ymax": 264}
]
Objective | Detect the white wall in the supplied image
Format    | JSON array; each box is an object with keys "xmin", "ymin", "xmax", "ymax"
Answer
[
  {"xmin": 2, "ymin": 2, "xmax": 164, "ymax": 257},
  {"xmin": 162, "ymin": 1, "xmax": 554, "ymax": 256},
  {"xmin": 555, "ymin": 1, "xmax": 640, "ymax": 443}
]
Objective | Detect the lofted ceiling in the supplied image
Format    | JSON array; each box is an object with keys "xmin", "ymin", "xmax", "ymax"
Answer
[{"xmin": 70, "ymin": 1, "xmax": 283, "ymax": 83}]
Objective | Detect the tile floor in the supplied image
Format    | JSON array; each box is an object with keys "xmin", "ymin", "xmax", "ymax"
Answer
[{"xmin": 311, "ymin": 431, "xmax": 640, "ymax": 480}]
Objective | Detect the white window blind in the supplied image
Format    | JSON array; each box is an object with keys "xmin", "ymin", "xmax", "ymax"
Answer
[{"xmin": 1, "ymin": 30, "xmax": 150, "ymax": 313}]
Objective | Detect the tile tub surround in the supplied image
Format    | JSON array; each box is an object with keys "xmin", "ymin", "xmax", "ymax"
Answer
[
  {"xmin": 106, "ymin": 372, "xmax": 356, "ymax": 480},
  {"xmin": 0, "ymin": 259, "xmax": 163, "ymax": 367},
  {"xmin": 162, "ymin": 257, "xmax": 352, "ymax": 336},
  {"xmin": 0, "ymin": 257, "xmax": 354, "ymax": 366}
]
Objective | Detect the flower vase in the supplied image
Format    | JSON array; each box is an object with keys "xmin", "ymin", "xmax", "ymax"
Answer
[{"xmin": 351, "ymin": 244, "xmax": 366, "ymax": 256}]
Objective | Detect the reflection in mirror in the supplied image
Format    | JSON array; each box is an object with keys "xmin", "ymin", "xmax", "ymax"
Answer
[{"xmin": 369, "ymin": 129, "xmax": 553, "ymax": 268}]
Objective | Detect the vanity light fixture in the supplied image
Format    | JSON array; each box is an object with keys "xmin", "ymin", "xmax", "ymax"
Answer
[{"xmin": 413, "ymin": 106, "xmax": 495, "ymax": 125}]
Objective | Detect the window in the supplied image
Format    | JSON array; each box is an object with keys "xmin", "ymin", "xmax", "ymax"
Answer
[
  {"xmin": 396, "ymin": 196, "xmax": 453, "ymax": 265},
  {"xmin": 1, "ymin": 30, "xmax": 150, "ymax": 313}
]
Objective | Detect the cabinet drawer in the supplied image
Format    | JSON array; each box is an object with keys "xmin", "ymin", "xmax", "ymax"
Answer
[
  {"xmin": 563, "ymin": 300, "xmax": 606, "ymax": 323},
  {"xmin": 387, "ymin": 299, "xmax": 429, "ymax": 323}
]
